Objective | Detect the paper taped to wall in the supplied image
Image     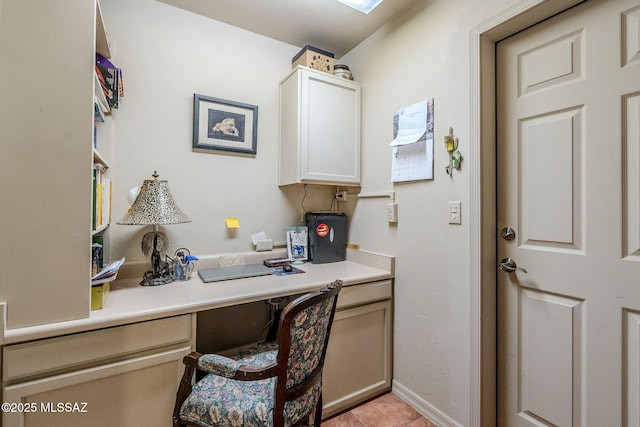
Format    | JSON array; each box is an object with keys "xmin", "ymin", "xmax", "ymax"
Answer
[{"xmin": 390, "ymin": 98, "xmax": 434, "ymax": 182}]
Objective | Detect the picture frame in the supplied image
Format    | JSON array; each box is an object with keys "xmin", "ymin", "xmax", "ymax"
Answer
[{"xmin": 193, "ymin": 94, "xmax": 258, "ymax": 154}]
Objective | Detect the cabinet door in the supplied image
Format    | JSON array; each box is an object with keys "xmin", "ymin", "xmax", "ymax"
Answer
[
  {"xmin": 322, "ymin": 299, "xmax": 392, "ymax": 418},
  {"xmin": 0, "ymin": 0, "xmax": 95, "ymax": 329},
  {"xmin": 301, "ymin": 70, "xmax": 361, "ymax": 185},
  {"xmin": 280, "ymin": 67, "xmax": 361, "ymax": 186},
  {"xmin": 3, "ymin": 346, "xmax": 190, "ymax": 427}
]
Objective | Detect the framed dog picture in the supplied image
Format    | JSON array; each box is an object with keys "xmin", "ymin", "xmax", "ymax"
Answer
[{"xmin": 193, "ymin": 94, "xmax": 258, "ymax": 154}]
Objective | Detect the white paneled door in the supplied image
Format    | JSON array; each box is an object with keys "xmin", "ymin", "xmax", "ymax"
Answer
[{"xmin": 496, "ymin": 0, "xmax": 640, "ymax": 425}]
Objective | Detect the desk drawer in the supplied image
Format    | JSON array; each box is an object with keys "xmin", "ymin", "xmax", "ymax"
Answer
[
  {"xmin": 337, "ymin": 280, "xmax": 392, "ymax": 310},
  {"xmin": 4, "ymin": 315, "xmax": 192, "ymax": 383}
]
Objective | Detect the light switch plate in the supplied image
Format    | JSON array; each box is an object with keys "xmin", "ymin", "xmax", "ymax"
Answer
[{"xmin": 449, "ymin": 201, "xmax": 461, "ymax": 224}]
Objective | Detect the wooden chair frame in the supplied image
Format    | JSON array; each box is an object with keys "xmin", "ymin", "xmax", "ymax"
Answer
[{"xmin": 173, "ymin": 280, "xmax": 342, "ymax": 427}]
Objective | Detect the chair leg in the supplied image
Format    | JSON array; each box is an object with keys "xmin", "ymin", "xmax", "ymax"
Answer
[
  {"xmin": 172, "ymin": 363, "xmax": 196, "ymax": 427},
  {"xmin": 312, "ymin": 394, "xmax": 323, "ymax": 426}
]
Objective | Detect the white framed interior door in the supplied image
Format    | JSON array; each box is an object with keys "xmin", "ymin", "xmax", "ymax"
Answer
[{"xmin": 496, "ymin": 0, "xmax": 640, "ymax": 425}]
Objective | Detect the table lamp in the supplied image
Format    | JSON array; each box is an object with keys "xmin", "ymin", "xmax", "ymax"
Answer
[{"xmin": 118, "ymin": 171, "xmax": 191, "ymax": 286}]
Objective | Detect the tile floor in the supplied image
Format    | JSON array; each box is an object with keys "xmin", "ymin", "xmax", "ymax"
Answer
[{"xmin": 321, "ymin": 392, "xmax": 437, "ymax": 427}]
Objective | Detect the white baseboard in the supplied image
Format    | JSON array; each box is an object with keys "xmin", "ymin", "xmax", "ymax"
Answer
[{"xmin": 392, "ymin": 380, "xmax": 463, "ymax": 427}]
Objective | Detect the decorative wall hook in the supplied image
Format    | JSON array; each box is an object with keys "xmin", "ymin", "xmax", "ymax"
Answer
[{"xmin": 444, "ymin": 127, "xmax": 462, "ymax": 176}]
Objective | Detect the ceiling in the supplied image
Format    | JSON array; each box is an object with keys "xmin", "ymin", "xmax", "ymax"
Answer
[{"xmin": 158, "ymin": 0, "xmax": 420, "ymax": 58}]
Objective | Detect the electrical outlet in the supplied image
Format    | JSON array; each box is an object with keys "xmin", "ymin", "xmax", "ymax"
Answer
[
  {"xmin": 386, "ymin": 202, "xmax": 398, "ymax": 223},
  {"xmin": 335, "ymin": 191, "xmax": 349, "ymax": 201}
]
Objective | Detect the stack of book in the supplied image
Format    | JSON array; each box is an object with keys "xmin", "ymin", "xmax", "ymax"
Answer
[
  {"xmin": 91, "ymin": 257, "xmax": 125, "ymax": 311},
  {"xmin": 94, "ymin": 53, "xmax": 123, "ymax": 112},
  {"xmin": 91, "ymin": 257, "xmax": 125, "ymax": 285}
]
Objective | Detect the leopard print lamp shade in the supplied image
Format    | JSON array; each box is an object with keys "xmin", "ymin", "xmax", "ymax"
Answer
[{"xmin": 118, "ymin": 173, "xmax": 191, "ymax": 226}]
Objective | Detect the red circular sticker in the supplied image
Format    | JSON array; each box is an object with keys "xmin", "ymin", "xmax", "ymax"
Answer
[{"xmin": 316, "ymin": 223, "xmax": 329, "ymax": 237}]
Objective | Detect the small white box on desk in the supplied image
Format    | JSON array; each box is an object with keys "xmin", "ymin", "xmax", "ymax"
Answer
[{"xmin": 256, "ymin": 239, "xmax": 273, "ymax": 252}]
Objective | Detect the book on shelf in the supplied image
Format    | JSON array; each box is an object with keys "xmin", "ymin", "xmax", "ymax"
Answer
[
  {"xmin": 92, "ymin": 169, "xmax": 97, "ymax": 231},
  {"xmin": 102, "ymin": 176, "xmax": 112, "ymax": 227},
  {"xmin": 95, "ymin": 64, "xmax": 118, "ymax": 109},
  {"xmin": 95, "ymin": 54, "xmax": 123, "ymax": 109},
  {"xmin": 92, "ymin": 235, "xmax": 104, "ymax": 274},
  {"xmin": 94, "ymin": 99, "xmax": 106, "ymax": 123},
  {"xmin": 94, "ymin": 74, "xmax": 110, "ymax": 114},
  {"xmin": 92, "ymin": 164, "xmax": 111, "ymax": 231},
  {"xmin": 91, "ymin": 257, "xmax": 125, "ymax": 285},
  {"xmin": 117, "ymin": 68, "xmax": 124, "ymax": 98},
  {"xmin": 92, "ymin": 243, "xmax": 102, "ymax": 276},
  {"xmin": 96, "ymin": 178, "xmax": 102, "ymax": 229}
]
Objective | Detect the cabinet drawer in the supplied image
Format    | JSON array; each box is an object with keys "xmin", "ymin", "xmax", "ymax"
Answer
[
  {"xmin": 4, "ymin": 315, "xmax": 192, "ymax": 383},
  {"xmin": 337, "ymin": 280, "xmax": 392, "ymax": 310},
  {"xmin": 3, "ymin": 345, "xmax": 191, "ymax": 427}
]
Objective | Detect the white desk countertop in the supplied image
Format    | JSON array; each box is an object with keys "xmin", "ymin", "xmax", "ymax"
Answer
[{"xmin": 4, "ymin": 253, "xmax": 393, "ymax": 345}]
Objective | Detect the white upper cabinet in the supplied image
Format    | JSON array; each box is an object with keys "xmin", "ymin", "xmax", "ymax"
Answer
[{"xmin": 279, "ymin": 66, "xmax": 361, "ymax": 186}]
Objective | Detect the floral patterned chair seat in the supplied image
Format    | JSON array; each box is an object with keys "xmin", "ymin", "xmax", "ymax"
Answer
[{"xmin": 173, "ymin": 280, "xmax": 343, "ymax": 427}]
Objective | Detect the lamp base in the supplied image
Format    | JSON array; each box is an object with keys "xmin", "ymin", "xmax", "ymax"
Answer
[
  {"xmin": 139, "ymin": 230, "xmax": 175, "ymax": 286},
  {"xmin": 140, "ymin": 270, "xmax": 175, "ymax": 286},
  {"xmin": 139, "ymin": 258, "xmax": 175, "ymax": 286}
]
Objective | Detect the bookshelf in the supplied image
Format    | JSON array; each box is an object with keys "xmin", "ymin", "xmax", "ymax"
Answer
[
  {"xmin": 92, "ymin": 0, "xmax": 114, "ymax": 280},
  {"xmin": 95, "ymin": 0, "xmax": 111, "ymax": 59}
]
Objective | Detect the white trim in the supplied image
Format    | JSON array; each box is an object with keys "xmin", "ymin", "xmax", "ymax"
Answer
[
  {"xmin": 393, "ymin": 380, "xmax": 463, "ymax": 427},
  {"xmin": 469, "ymin": 1, "xmax": 585, "ymax": 425}
]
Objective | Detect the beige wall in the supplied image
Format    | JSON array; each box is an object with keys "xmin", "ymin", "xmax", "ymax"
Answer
[
  {"xmin": 340, "ymin": 1, "xmax": 503, "ymax": 424},
  {"xmin": 101, "ymin": 0, "xmax": 336, "ymax": 263}
]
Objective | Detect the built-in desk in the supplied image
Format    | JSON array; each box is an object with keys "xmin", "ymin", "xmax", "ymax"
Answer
[{"xmin": 2, "ymin": 250, "xmax": 393, "ymax": 426}]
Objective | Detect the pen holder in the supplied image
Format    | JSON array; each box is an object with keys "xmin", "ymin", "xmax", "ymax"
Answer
[{"xmin": 174, "ymin": 261, "xmax": 194, "ymax": 281}]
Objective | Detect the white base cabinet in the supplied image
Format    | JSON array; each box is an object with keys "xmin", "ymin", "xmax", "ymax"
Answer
[
  {"xmin": 322, "ymin": 280, "xmax": 393, "ymax": 418},
  {"xmin": 0, "ymin": 280, "xmax": 392, "ymax": 425},
  {"xmin": 2, "ymin": 315, "xmax": 193, "ymax": 427},
  {"xmin": 279, "ymin": 66, "xmax": 361, "ymax": 186}
]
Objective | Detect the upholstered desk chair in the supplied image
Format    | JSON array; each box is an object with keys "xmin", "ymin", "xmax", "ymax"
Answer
[{"xmin": 173, "ymin": 280, "xmax": 343, "ymax": 427}]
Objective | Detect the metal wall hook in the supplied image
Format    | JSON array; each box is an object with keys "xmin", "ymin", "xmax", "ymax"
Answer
[{"xmin": 444, "ymin": 127, "xmax": 462, "ymax": 176}]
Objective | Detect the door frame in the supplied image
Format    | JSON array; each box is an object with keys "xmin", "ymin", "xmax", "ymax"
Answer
[{"xmin": 469, "ymin": 1, "xmax": 585, "ymax": 425}]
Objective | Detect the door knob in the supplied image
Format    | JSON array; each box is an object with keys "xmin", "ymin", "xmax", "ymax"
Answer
[
  {"xmin": 498, "ymin": 258, "xmax": 527, "ymax": 273},
  {"xmin": 500, "ymin": 227, "xmax": 516, "ymax": 241}
]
